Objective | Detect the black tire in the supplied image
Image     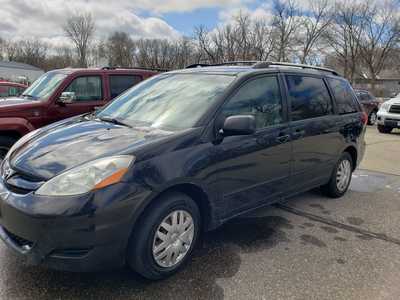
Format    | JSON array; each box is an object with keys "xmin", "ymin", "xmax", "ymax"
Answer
[
  {"xmin": 377, "ymin": 125, "xmax": 392, "ymax": 134},
  {"xmin": 368, "ymin": 110, "xmax": 377, "ymax": 125},
  {"xmin": 127, "ymin": 192, "xmax": 201, "ymax": 280},
  {"xmin": 0, "ymin": 136, "xmax": 17, "ymax": 162},
  {"xmin": 321, "ymin": 152, "xmax": 353, "ymax": 198}
]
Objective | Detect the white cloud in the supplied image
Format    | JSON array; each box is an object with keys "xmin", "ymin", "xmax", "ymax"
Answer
[{"xmin": 0, "ymin": 0, "xmax": 255, "ymax": 47}]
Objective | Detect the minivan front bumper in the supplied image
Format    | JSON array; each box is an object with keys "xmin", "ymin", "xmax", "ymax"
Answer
[{"xmin": 0, "ymin": 179, "xmax": 140, "ymax": 272}]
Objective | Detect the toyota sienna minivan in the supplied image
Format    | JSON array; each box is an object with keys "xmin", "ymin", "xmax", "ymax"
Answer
[{"xmin": 0, "ymin": 62, "xmax": 366, "ymax": 280}]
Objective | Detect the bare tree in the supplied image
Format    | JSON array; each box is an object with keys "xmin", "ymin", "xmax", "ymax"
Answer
[
  {"xmin": 358, "ymin": 0, "xmax": 400, "ymax": 91},
  {"xmin": 298, "ymin": 0, "xmax": 333, "ymax": 64},
  {"xmin": 103, "ymin": 31, "xmax": 135, "ymax": 67},
  {"xmin": 324, "ymin": 1, "xmax": 368, "ymax": 83},
  {"xmin": 63, "ymin": 12, "xmax": 95, "ymax": 67},
  {"xmin": 271, "ymin": 0, "xmax": 301, "ymax": 62}
]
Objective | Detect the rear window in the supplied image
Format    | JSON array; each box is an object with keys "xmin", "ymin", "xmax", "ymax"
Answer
[
  {"xmin": 328, "ymin": 78, "xmax": 359, "ymax": 114},
  {"xmin": 109, "ymin": 75, "xmax": 142, "ymax": 99},
  {"xmin": 286, "ymin": 75, "xmax": 333, "ymax": 121}
]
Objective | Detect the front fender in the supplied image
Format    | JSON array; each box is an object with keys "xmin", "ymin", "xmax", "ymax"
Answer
[{"xmin": 0, "ymin": 118, "xmax": 35, "ymax": 136}]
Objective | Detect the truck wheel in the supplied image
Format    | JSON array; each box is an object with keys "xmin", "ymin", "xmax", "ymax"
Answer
[
  {"xmin": 377, "ymin": 125, "xmax": 392, "ymax": 134},
  {"xmin": 0, "ymin": 136, "xmax": 17, "ymax": 162},
  {"xmin": 322, "ymin": 152, "xmax": 353, "ymax": 198},
  {"xmin": 368, "ymin": 111, "xmax": 377, "ymax": 125},
  {"xmin": 127, "ymin": 192, "xmax": 201, "ymax": 280}
]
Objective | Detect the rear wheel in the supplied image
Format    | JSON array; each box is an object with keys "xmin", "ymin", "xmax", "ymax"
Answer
[
  {"xmin": 377, "ymin": 125, "xmax": 392, "ymax": 134},
  {"xmin": 0, "ymin": 136, "xmax": 17, "ymax": 163},
  {"xmin": 322, "ymin": 152, "xmax": 353, "ymax": 198},
  {"xmin": 368, "ymin": 111, "xmax": 377, "ymax": 125},
  {"xmin": 127, "ymin": 192, "xmax": 200, "ymax": 280}
]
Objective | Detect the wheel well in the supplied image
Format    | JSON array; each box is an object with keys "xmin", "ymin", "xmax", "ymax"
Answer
[
  {"xmin": 138, "ymin": 183, "xmax": 212, "ymax": 233},
  {"xmin": 166, "ymin": 184, "xmax": 212, "ymax": 232},
  {"xmin": 344, "ymin": 146, "xmax": 357, "ymax": 171},
  {"xmin": 0, "ymin": 131, "xmax": 21, "ymax": 140}
]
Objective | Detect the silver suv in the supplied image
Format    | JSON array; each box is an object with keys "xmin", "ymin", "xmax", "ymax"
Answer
[{"xmin": 377, "ymin": 97, "xmax": 400, "ymax": 133}]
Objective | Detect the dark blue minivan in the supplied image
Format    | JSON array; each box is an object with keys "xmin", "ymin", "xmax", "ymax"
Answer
[{"xmin": 0, "ymin": 62, "xmax": 366, "ymax": 280}]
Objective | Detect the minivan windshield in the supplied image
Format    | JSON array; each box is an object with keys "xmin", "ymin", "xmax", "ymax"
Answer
[
  {"xmin": 22, "ymin": 72, "xmax": 67, "ymax": 100},
  {"xmin": 97, "ymin": 73, "xmax": 235, "ymax": 130}
]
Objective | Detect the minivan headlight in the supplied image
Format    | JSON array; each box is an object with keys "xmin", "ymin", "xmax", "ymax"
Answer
[{"xmin": 36, "ymin": 155, "xmax": 134, "ymax": 196}]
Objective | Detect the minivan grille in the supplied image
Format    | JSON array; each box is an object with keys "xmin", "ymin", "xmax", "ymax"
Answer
[{"xmin": 389, "ymin": 104, "xmax": 400, "ymax": 114}]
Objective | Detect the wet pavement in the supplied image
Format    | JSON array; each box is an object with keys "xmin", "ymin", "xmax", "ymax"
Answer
[{"xmin": 0, "ymin": 127, "xmax": 400, "ymax": 299}]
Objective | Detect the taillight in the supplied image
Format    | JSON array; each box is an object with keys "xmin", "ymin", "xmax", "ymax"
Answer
[{"xmin": 361, "ymin": 111, "xmax": 368, "ymax": 125}]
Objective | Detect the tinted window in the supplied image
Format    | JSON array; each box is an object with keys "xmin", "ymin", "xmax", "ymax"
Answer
[
  {"xmin": 64, "ymin": 76, "xmax": 102, "ymax": 102},
  {"xmin": 109, "ymin": 75, "xmax": 142, "ymax": 99},
  {"xmin": 222, "ymin": 76, "xmax": 283, "ymax": 129},
  {"xmin": 8, "ymin": 86, "xmax": 19, "ymax": 97},
  {"xmin": 328, "ymin": 78, "xmax": 359, "ymax": 114},
  {"xmin": 356, "ymin": 92, "xmax": 370, "ymax": 102},
  {"xmin": 286, "ymin": 75, "xmax": 332, "ymax": 121}
]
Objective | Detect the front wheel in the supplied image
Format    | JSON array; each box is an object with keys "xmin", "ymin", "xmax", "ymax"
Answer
[
  {"xmin": 377, "ymin": 125, "xmax": 392, "ymax": 134},
  {"xmin": 0, "ymin": 136, "xmax": 18, "ymax": 163},
  {"xmin": 127, "ymin": 192, "xmax": 200, "ymax": 280},
  {"xmin": 322, "ymin": 152, "xmax": 353, "ymax": 198}
]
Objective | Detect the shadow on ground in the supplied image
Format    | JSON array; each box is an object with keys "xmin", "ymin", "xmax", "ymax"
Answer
[{"xmin": 0, "ymin": 215, "xmax": 294, "ymax": 300}]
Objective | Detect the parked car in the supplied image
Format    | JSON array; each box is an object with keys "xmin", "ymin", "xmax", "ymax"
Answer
[
  {"xmin": 0, "ymin": 67, "xmax": 160, "ymax": 160},
  {"xmin": 377, "ymin": 96, "xmax": 400, "ymax": 133},
  {"xmin": 0, "ymin": 62, "xmax": 366, "ymax": 280},
  {"xmin": 355, "ymin": 89, "xmax": 380, "ymax": 125},
  {"xmin": 0, "ymin": 81, "xmax": 27, "ymax": 98}
]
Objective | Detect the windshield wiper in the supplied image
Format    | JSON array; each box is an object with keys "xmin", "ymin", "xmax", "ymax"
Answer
[
  {"xmin": 22, "ymin": 94, "xmax": 37, "ymax": 99},
  {"xmin": 98, "ymin": 116, "xmax": 132, "ymax": 128}
]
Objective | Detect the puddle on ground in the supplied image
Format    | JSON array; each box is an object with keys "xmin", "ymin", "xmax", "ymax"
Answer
[{"xmin": 350, "ymin": 172, "xmax": 390, "ymax": 193}]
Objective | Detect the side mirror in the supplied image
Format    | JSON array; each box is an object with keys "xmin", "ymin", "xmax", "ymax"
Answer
[
  {"xmin": 222, "ymin": 115, "xmax": 256, "ymax": 136},
  {"xmin": 58, "ymin": 92, "xmax": 75, "ymax": 104}
]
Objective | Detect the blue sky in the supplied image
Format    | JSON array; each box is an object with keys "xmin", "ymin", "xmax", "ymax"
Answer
[
  {"xmin": 160, "ymin": 8, "xmax": 221, "ymax": 36},
  {"xmin": 157, "ymin": 0, "xmax": 267, "ymax": 36}
]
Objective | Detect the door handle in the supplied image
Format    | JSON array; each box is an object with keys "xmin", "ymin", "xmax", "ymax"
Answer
[{"xmin": 276, "ymin": 134, "xmax": 290, "ymax": 143}]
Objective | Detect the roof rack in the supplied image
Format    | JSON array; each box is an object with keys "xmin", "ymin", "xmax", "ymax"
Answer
[
  {"xmin": 101, "ymin": 66, "xmax": 169, "ymax": 72},
  {"xmin": 185, "ymin": 61, "xmax": 339, "ymax": 75},
  {"xmin": 252, "ymin": 61, "xmax": 339, "ymax": 75},
  {"xmin": 186, "ymin": 61, "xmax": 257, "ymax": 69}
]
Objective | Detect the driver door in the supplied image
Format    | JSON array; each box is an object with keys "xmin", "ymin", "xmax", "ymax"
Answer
[
  {"xmin": 212, "ymin": 75, "xmax": 292, "ymax": 219},
  {"xmin": 46, "ymin": 75, "xmax": 107, "ymax": 124}
]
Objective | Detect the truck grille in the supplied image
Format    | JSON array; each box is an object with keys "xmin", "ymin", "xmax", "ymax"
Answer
[{"xmin": 389, "ymin": 104, "xmax": 400, "ymax": 114}]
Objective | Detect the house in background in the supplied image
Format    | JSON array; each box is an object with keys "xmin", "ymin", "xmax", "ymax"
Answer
[{"xmin": 0, "ymin": 61, "xmax": 44, "ymax": 85}]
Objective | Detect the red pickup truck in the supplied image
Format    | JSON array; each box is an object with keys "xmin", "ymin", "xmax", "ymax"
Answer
[{"xmin": 0, "ymin": 67, "xmax": 159, "ymax": 160}]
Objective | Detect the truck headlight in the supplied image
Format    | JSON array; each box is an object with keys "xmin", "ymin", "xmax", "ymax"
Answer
[
  {"xmin": 379, "ymin": 102, "xmax": 390, "ymax": 112},
  {"xmin": 36, "ymin": 155, "xmax": 134, "ymax": 196}
]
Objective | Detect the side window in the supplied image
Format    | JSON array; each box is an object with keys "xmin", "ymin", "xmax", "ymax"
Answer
[
  {"xmin": 18, "ymin": 87, "xmax": 25, "ymax": 96},
  {"xmin": 327, "ymin": 78, "xmax": 359, "ymax": 114},
  {"xmin": 221, "ymin": 76, "xmax": 283, "ymax": 129},
  {"xmin": 286, "ymin": 75, "xmax": 333, "ymax": 121},
  {"xmin": 64, "ymin": 76, "xmax": 103, "ymax": 102},
  {"xmin": 357, "ymin": 92, "xmax": 369, "ymax": 102},
  {"xmin": 8, "ymin": 86, "xmax": 19, "ymax": 97},
  {"xmin": 109, "ymin": 75, "xmax": 142, "ymax": 99}
]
